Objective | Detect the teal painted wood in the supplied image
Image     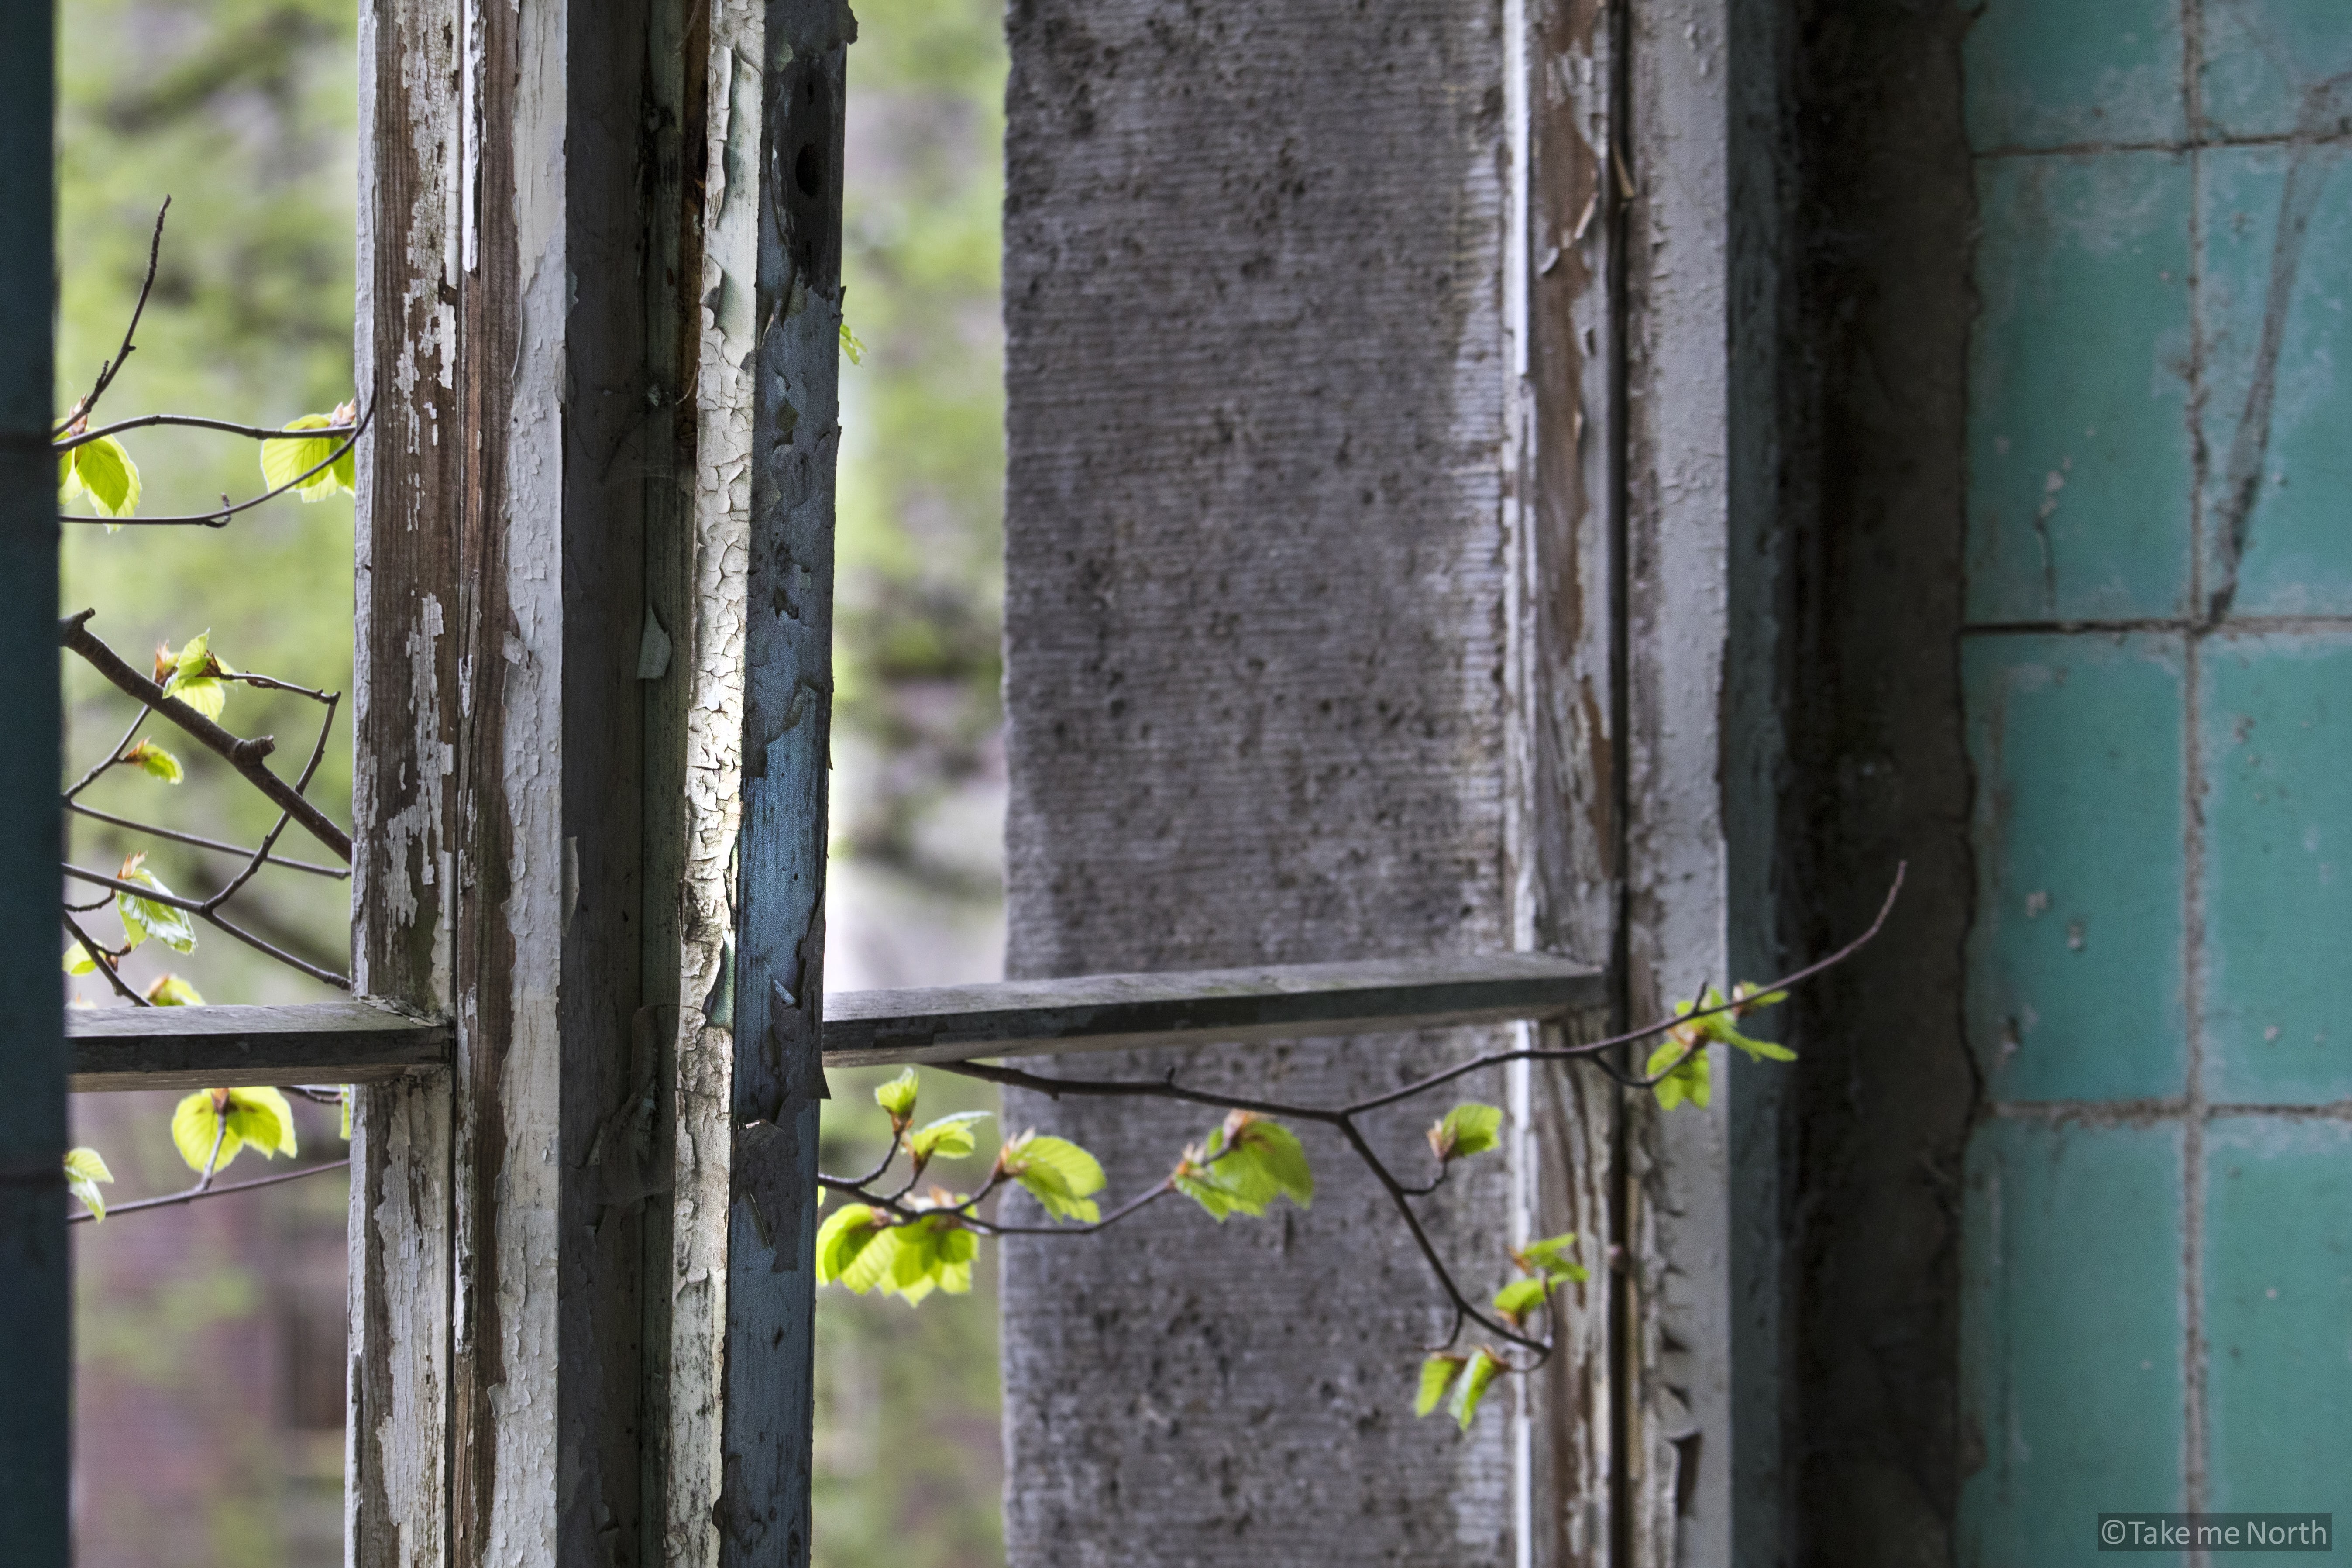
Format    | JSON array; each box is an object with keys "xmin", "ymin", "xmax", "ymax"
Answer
[
  {"xmin": 717, "ymin": 1, "xmax": 848, "ymax": 1561},
  {"xmin": 1961, "ymin": 3, "xmax": 2352, "ymax": 1554},
  {"xmin": 0, "ymin": 2, "xmax": 62, "ymax": 1559}
]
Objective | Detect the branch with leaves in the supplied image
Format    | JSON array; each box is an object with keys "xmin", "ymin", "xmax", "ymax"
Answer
[{"xmin": 815, "ymin": 868, "xmax": 1905, "ymax": 1430}]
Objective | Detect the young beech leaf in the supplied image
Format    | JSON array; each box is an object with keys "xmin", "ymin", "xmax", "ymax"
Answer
[
  {"xmin": 339, "ymin": 1087, "xmax": 354, "ymax": 1142},
  {"xmin": 815, "ymin": 1203, "xmax": 884, "ymax": 1285},
  {"xmin": 121, "ymin": 739, "xmax": 183, "ymax": 784},
  {"xmin": 62, "ymin": 941, "xmax": 103, "ymax": 977},
  {"xmin": 873, "ymin": 1066, "xmax": 919, "ymax": 1122},
  {"xmin": 1518, "ymin": 1232, "xmax": 1589, "ymax": 1283},
  {"xmin": 157, "ymin": 632, "xmax": 230, "ymax": 720},
  {"xmin": 113, "ymin": 853, "xmax": 197, "ymax": 954},
  {"xmin": 1174, "ymin": 1161, "xmax": 1261, "ymax": 1221},
  {"xmin": 1492, "ymin": 1276, "xmax": 1549, "ymax": 1325},
  {"xmin": 65, "ymin": 1146, "xmax": 114, "ymax": 1222},
  {"xmin": 144, "ymin": 973, "xmax": 204, "ymax": 1007},
  {"xmin": 839, "ymin": 321, "xmax": 867, "ymax": 365},
  {"xmin": 1428, "ymin": 1102, "xmax": 1503, "ymax": 1164},
  {"xmin": 1731, "ymin": 980, "xmax": 1790, "ymax": 1016},
  {"xmin": 260, "ymin": 413, "xmax": 355, "ymax": 502},
  {"xmin": 172, "ymin": 1090, "xmax": 238, "ymax": 1173},
  {"xmin": 224, "ymin": 1087, "xmax": 298, "ymax": 1160},
  {"xmin": 1451, "ymin": 1348, "xmax": 1504, "ymax": 1430},
  {"xmin": 883, "ymin": 1211, "xmax": 979, "ymax": 1305},
  {"xmin": 838, "ymin": 1220, "xmax": 902, "ymax": 1296},
  {"xmin": 171, "ymin": 1087, "xmax": 298, "ymax": 1176},
  {"xmin": 61, "ymin": 434, "xmax": 142, "ymax": 525},
  {"xmin": 1415, "ymin": 1354, "xmax": 1466, "ymax": 1418},
  {"xmin": 1684, "ymin": 990, "xmax": 1797, "ymax": 1063},
  {"xmin": 1001, "ymin": 1131, "xmax": 1106, "ymax": 1224},
  {"xmin": 908, "ymin": 1110, "xmax": 991, "ymax": 1163},
  {"xmin": 1646, "ymin": 1035, "xmax": 1711, "ymax": 1111},
  {"xmin": 1227, "ymin": 1115, "xmax": 1313, "ymax": 1208}
]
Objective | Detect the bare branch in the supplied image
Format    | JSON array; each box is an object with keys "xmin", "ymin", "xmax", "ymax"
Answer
[
  {"xmin": 59, "ymin": 612, "xmax": 352, "ymax": 862},
  {"xmin": 66, "ymin": 801, "xmax": 349, "ymax": 880},
  {"xmin": 69, "ymin": 1156, "xmax": 350, "ymax": 1225},
  {"xmin": 60, "ymin": 398, "xmax": 374, "ymax": 529},
  {"xmin": 55, "ymin": 412, "xmax": 356, "ymax": 456},
  {"xmin": 61, "ymin": 912, "xmax": 148, "ymax": 1007},
  {"xmin": 61, "ymin": 199, "xmax": 169, "ymax": 431}
]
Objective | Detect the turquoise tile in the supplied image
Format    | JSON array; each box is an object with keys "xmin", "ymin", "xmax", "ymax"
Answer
[
  {"xmin": 2200, "ymin": 0, "xmax": 2352, "ymax": 142},
  {"xmin": 1969, "ymin": 155, "xmax": 2195, "ymax": 622},
  {"xmin": 2200, "ymin": 633, "xmax": 2352, "ymax": 1104},
  {"xmin": 2204, "ymin": 1117, "xmax": 2352, "ymax": 1520},
  {"xmin": 1966, "ymin": 634, "xmax": 2187, "ymax": 1103},
  {"xmin": 2197, "ymin": 145, "xmax": 2352, "ymax": 617},
  {"xmin": 1964, "ymin": 0, "xmax": 2185, "ymax": 151},
  {"xmin": 1960, "ymin": 1118, "xmax": 2186, "ymax": 1566}
]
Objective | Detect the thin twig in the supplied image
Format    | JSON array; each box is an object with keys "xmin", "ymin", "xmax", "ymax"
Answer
[
  {"xmin": 69, "ymin": 1157, "xmax": 350, "ymax": 1225},
  {"xmin": 60, "ymin": 399, "xmax": 374, "ymax": 528},
  {"xmin": 65, "ymin": 801, "xmax": 349, "ymax": 879},
  {"xmin": 60, "ymin": 199, "xmax": 169, "ymax": 432},
  {"xmin": 61, "ymin": 912, "xmax": 148, "ymax": 1007},
  {"xmin": 59, "ymin": 612, "xmax": 352, "ymax": 862},
  {"xmin": 65, "ymin": 705, "xmax": 152, "ymax": 801},
  {"xmin": 54, "ymin": 413, "xmax": 356, "ymax": 456}
]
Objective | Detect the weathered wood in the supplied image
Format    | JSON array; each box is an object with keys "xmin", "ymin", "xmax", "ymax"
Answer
[
  {"xmin": 715, "ymin": 1, "xmax": 848, "ymax": 1561},
  {"xmin": 352, "ymin": 0, "xmax": 726, "ymax": 1561},
  {"xmin": 0, "ymin": 6, "xmax": 63, "ymax": 1559},
  {"xmin": 824, "ymin": 955, "xmax": 1608, "ymax": 1066},
  {"xmin": 66, "ymin": 1001, "xmax": 448, "ymax": 1091}
]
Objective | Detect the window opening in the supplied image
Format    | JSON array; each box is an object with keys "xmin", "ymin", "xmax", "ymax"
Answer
[{"xmin": 58, "ymin": 0, "xmax": 361, "ymax": 1560}]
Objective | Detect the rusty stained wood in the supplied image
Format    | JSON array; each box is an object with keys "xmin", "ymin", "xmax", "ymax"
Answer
[
  {"xmin": 350, "ymin": 0, "xmax": 718, "ymax": 1560},
  {"xmin": 1509, "ymin": 0, "xmax": 1626, "ymax": 1562},
  {"xmin": 825, "ymin": 955, "xmax": 1607, "ymax": 1067},
  {"xmin": 66, "ymin": 1001, "xmax": 448, "ymax": 1091}
]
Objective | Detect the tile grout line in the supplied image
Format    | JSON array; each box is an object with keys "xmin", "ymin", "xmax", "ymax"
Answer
[{"xmin": 2181, "ymin": 0, "xmax": 2212, "ymax": 1537}]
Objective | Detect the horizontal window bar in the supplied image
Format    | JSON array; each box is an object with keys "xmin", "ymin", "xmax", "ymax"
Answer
[
  {"xmin": 822, "ymin": 953, "xmax": 1608, "ymax": 1067},
  {"xmin": 67, "ymin": 954, "xmax": 1609, "ymax": 1087},
  {"xmin": 67, "ymin": 999, "xmax": 449, "ymax": 1092}
]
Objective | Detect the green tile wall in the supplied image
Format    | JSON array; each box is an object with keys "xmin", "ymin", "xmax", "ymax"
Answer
[
  {"xmin": 1960, "ymin": 5, "xmax": 2352, "ymax": 1561},
  {"xmin": 1964, "ymin": 634, "xmax": 2186, "ymax": 1104}
]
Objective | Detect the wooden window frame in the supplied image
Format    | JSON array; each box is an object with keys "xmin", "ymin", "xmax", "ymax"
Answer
[{"xmin": 1, "ymin": 0, "xmax": 1769, "ymax": 1562}]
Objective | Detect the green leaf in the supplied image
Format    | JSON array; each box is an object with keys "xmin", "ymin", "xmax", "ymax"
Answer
[
  {"xmin": 1519, "ymin": 1231, "xmax": 1589, "ymax": 1283},
  {"xmin": 224, "ymin": 1087, "xmax": 298, "ymax": 1159},
  {"xmin": 1415, "ymin": 1354, "xmax": 1465, "ymax": 1418},
  {"xmin": 65, "ymin": 1146, "xmax": 113, "ymax": 1221},
  {"xmin": 1647, "ymin": 1035, "xmax": 1710, "ymax": 1111},
  {"xmin": 156, "ymin": 631, "xmax": 231, "ymax": 720},
  {"xmin": 340, "ymin": 1087, "xmax": 354, "ymax": 1142},
  {"xmin": 1002, "ymin": 1131, "xmax": 1106, "ymax": 1224},
  {"xmin": 172, "ymin": 1090, "xmax": 241, "ymax": 1174},
  {"xmin": 61, "ymin": 434, "xmax": 142, "ymax": 523},
  {"xmin": 839, "ymin": 320, "xmax": 867, "ymax": 365},
  {"xmin": 1190, "ymin": 1113, "xmax": 1311, "ymax": 1219},
  {"xmin": 62, "ymin": 941, "xmax": 101, "ymax": 977},
  {"xmin": 260, "ymin": 413, "xmax": 354, "ymax": 502},
  {"xmin": 838, "ymin": 1218, "xmax": 902, "ymax": 1295},
  {"xmin": 121, "ymin": 739, "xmax": 184, "ymax": 783},
  {"xmin": 908, "ymin": 1110, "xmax": 991, "ymax": 1163},
  {"xmin": 1492, "ymin": 1277, "xmax": 1548, "ymax": 1325},
  {"xmin": 1430, "ymin": 1102, "xmax": 1503, "ymax": 1163},
  {"xmin": 873, "ymin": 1066, "xmax": 920, "ymax": 1121},
  {"xmin": 816, "ymin": 1203, "xmax": 884, "ymax": 1285},
  {"xmin": 113, "ymin": 854, "xmax": 197, "ymax": 954},
  {"xmin": 1451, "ymin": 1348, "xmax": 1504, "ymax": 1430},
  {"xmin": 144, "ymin": 973, "xmax": 204, "ymax": 1007}
]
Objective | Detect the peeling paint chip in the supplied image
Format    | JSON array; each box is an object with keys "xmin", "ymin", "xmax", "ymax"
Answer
[{"xmin": 638, "ymin": 604, "xmax": 674, "ymax": 681}]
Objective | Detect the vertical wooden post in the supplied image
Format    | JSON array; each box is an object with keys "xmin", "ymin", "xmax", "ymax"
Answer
[
  {"xmin": 354, "ymin": 0, "xmax": 842, "ymax": 1560},
  {"xmin": 715, "ymin": 0, "xmax": 849, "ymax": 1559},
  {"xmin": 0, "ymin": 5, "xmax": 62, "ymax": 1562}
]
